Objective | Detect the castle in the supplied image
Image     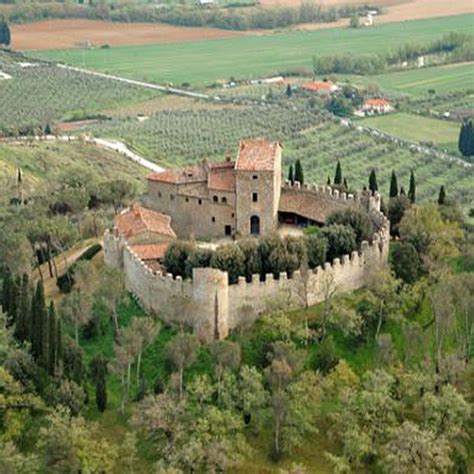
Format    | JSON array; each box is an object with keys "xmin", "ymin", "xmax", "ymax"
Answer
[{"xmin": 104, "ymin": 139, "xmax": 390, "ymax": 341}]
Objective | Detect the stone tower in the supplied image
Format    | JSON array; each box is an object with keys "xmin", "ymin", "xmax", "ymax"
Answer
[{"xmin": 235, "ymin": 139, "xmax": 282, "ymax": 236}]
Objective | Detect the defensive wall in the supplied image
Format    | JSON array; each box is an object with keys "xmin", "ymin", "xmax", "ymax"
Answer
[{"xmin": 104, "ymin": 189, "xmax": 389, "ymax": 342}]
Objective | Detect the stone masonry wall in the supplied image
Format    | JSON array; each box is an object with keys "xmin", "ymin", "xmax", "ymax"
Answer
[{"xmin": 103, "ymin": 203, "xmax": 389, "ymax": 342}]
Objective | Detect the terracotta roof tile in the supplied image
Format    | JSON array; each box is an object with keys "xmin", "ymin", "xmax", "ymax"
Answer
[
  {"xmin": 148, "ymin": 164, "xmax": 207, "ymax": 184},
  {"xmin": 364, "ymin": 98, "xmax": 391, "ymax": 107},
  {"xmin": 130, "ymin": 242, "xmax": 169, "ymax": 260},
  {"xmin": 235, "ymin": 139, "xmax": 281, "ymax": 172},
  {"xmin": 115, "ymin": 204, "xmax": 176, "ymax": 239},
  {"xmin": 208, "ymin": 167, "xmax": 236, "ymax": 192},
  {"xmin": 301, "ymin": 81, "xmax": 336, "ymax": 92}
]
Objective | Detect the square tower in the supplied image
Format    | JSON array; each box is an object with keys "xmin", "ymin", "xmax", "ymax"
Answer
[{"xmin": 235, "ymin": 139, "xmax": 282, "ymax": 236}]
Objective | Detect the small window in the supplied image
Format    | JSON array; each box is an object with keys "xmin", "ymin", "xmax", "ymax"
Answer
[
  {"xmin": 158, "ymin": 191, "xmax": 162, "ymax": 198},
  {"xmin": 170, "ymin": 194, "xmax": 175, "ymax": 201},
  {"xmin": 252, "ymin": 175, "xmax": 258, "ymax": 180},
  {"xmin": 212, "ymin": 216, "xmax": 216, "ymax": 223},
  {"xmin": 222, "ymin": 196, "xmax": 227, "ymax": 204},
  {"xmin": 185, "ymin": 197, "xmax": 189, "ymax": 202},
  {"xmin": 198, "ymin": 199, "xmax": 202, "ymax": 205},
  {"xmin": 213, "ymin": 196, "xmax": 218, "ymax": 203},
  {"xmin": 252, "ymin": 192, "xmax": 258, "ymax": 202},
  {"xmin": 231, "ymin": 213, "xmax": 235, "ymax": 218}
]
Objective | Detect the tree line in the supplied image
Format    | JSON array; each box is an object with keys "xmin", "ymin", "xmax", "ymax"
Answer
[{"xmin": 164, "ymin": 206, "xmax": 374, "ymax": 283}]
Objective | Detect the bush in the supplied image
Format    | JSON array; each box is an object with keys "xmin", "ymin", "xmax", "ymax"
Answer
[
  {"xmin": 210, "ymin": 244, "xmax": 245, "ymax": 284},
  {"xmin": 185, "ymin": 247, "xmax": 214, "ymax": 279},
  {"xmin": 163, "ymin": 241, "xmax": 195, "ymax": 278},
  {"xmin": 388, "ymin": 196, "xmax": 411, "ymax": 237},
  {"xmin": 390, "ymin": 242, "xmax": 423, "ymax": 284},
  {"xmin": 305, "ymin": 232, "xmax": 328, "ymax": 269},
  {"xmin": 314, "ymin": 335, "xmax": 339, "ymax": 375},
  {"xmin": 327, "ymin": 207, "xmax": 373, "ymax": 245},
  {"xmin": 321, "ymin": 224, "xmax": 357, "ymax": 262}
]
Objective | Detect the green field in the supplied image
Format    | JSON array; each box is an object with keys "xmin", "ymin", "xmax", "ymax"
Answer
[
  {"xmin": 346, "ymin": 62, "xmax": 474, "ymax": 97},
  {"xmin": 31, "ymin": 14, "xmax": 474, "ymax": 86},
  {"xmin": 360, "ymin": 112, "xmax": 460, "ymax": 147}
]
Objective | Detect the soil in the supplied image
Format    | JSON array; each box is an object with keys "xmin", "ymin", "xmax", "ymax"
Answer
[{"xmin": 11, "ymin": 19, "xmax": 244, "ymax": 50}]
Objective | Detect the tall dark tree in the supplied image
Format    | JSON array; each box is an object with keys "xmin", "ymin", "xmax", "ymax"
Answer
[
  {"xmin": 288, "ymin": 165, "xmax": 294, "ymax": 184},
  {"xmin": 0, "ymin": 20, "xmax": 10, "ymax": 47},
  {"xmin": 15, "ymin": 273, "xmax": 31, "ymax": 342},
  {"xmin": 368, "ymin": 169, "xmax": 378, "ymax": 195},
  {"xmin": 31, "ymin": 281, "xmax": 46, "ymax": 363},
  {"xmin": 400, "ymin": 186, "xmax": 406, "ymax": 196},
  {"xmin": 389, "ymin": 170, "xmax": 398, "ymax": 198},
  {"xmin": 1, "ymin": 268, "xmax": 12, "ymax": 315},
  {"xmin": 408, "ymin": 170, "xmax": 416, "ymax": 204},
  {"xmin": 334, "ymin": 161, "xmax": 342, "ymax": 185},
  {"xmin": 90, "ymin": 354, "xmax": 108, "ymax": 413},
  {"xmin": 458, "ymin": 120, "xmax": 468, "ymax": 156},
  {"xmin": 48, "ymin": 302, "xmax": 57, "ymax": 375},
  {"xmin": 343, "ymin": 177, "xmax": 348, "ymax": 190},
  {"xmin": 294, "ymin": 160, "xmax": 304, "ymax": 185},
  {"xmin": 438, "ymin": 185, "xmax": 446, "ymax": 205},
  {"xmin": 56, "ymin": 317, "xmax": 63, "ymax": 375},
  {"xmin": 286, "ymin": 84, "xmax": 292, "ymax": 98},
  {"xmin": 8, "ymin": 275, "xmax": 21, "ymax": 327},
  {"xmin": 327, "ymin": 176, "xmax": 331, "ymax": 185}
]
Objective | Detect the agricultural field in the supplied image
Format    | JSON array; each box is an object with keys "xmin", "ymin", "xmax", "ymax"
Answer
[
  {"xmin": 345, "ymin": 62, "xmax": 474, "ymax": 97},
  {"xmin": 32, "ymin": 14, "xmax": 474, "ymax": 86},
  {"xmin": 0, "ymin": 51, "xmax": 160, "ymax": 133},
  {"xmin": 0, "ymin": 141, "xmax": 147, "ymax": 204},
  {"xmin": 284, "ymin": 121, "xmax": 474, "ymax": 218},
  {"xmin": 359, "ymin": 112, "xmax": 460, "ymax": 148},
  {"xmin": 82, "ymin": 101, "xmax": 328, "ymax": 166}
]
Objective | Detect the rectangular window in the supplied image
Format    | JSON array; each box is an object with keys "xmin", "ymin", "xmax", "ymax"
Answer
[
  {"xmin": 185, "ymin": 197, "xmax": 189, "ymax": 202},
  {"xmin": 198, "ymin": 199, "xmax": 202, "ymax": 205},
  {"xmin": 158, "ymin": 191, "xmax": 162, "ymax": 198},
  {"xmin": 212, "ymin": 216, "xmax": 216, "ymax": 223},
  {"xmin": 170, "ymin": 194, "xmax": 175, "ymax": 201},
  {"xmin": 252, "ymin": 175, "xmax": 258, "ymax": 180},
  {"xmin": 252, "ymin": 193, "xmax": 258, "ymax": 202}
]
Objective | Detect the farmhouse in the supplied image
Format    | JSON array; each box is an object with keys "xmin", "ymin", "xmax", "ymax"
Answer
[
  {"xmin": 104, "ymin": 139, "xmax": 390, "ymax": 342},
  {"xmin": 301, "ymin": 81, "xmax": 338, "ymax": 95},
  {"xmin": 362, "ymin": 98, "xmax": 394, "ymax": 115}
]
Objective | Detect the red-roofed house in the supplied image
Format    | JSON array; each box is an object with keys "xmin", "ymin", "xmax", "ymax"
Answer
[
  {"xmin": 362, "ymin": 98, "xmax": 394, "ymax": 114},
  {"xmin": 301, "ymin": 81, "xmax": 338, "ymax": 95}
]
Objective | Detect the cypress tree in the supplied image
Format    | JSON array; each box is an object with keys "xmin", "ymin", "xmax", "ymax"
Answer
[
  {"xmin": 343, "ymin": 177, "xmax": 348, "ymax": 189},
  {"xmin": 1, "ymin": 269, "xmax": 12, "ymax": 315},
  {"xmin": 458, "ymin": 121, "xmax": 467, "ymax": 156},
  {"xmin": 56, "ymin": 317, "xmax": 63, "ymax": 375},
  {"xmin": 400, "ymin": 186, "xmax": 406, "ymax": 196},
  {"xmin": 467, "ymin": 120, "xmax": 474, "ymax": 157},
  {"xmin": 288, "ymin": 164, "xmax": 294, "ymax": 184},
  {"xmin": 334, "ymin": 161, "xmax": 342, "ymax": 185},
  {"xmin": 94, "ymin": 355, "xmax": 107, "ymax": 413},
  {"xmin": 408, "ymin": 171, "xmax": 416, "ymax": 204},
  {"xmin": 368, "ymin": 169, "xmax": 378, "ymax": 194},
  {"xmin": 8, "ymin": 276, "xmax": 20, "ymax": 328},
  {"xmin": 389, "ymin": 170, "xmax": 398, "ymax": 198},
  {"xmin": 294, "ymin": 159, "xmax": 304, "ymax": 184},
  {"xmin": 31, "ymin": 281, "xmax": 46, "ymax": 363},
  {"xmin": 48, "ymin": 302, "xmax": 57, "ymax": 375},
  {"xmin": 286, "ymin": 84, "xmax": 292, "ymax": 98},
  {"xmin": 438, "ymin": 185, "xmax": 446, "ymax": 205},
  {"xmin": 15, "ymin": 274, "xmax": 31, "ymax": 342}
]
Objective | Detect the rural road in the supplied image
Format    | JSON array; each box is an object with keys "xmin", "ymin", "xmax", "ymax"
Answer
[{"xmin": 58, "ymin": 64, "xmax": 214, "ymax": 101}]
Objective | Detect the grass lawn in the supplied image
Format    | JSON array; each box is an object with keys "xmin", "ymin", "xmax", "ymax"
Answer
[
  {"xmin": 31, "ymin": 14, "xmax": 474, "ymax": 86},
  {"xmin": 360, "ymin": 112, "xmax": 460, "ymax": 146},
  {"xmin": 345, "ymin": 62, "xmax": 474, "ymax": 97}
]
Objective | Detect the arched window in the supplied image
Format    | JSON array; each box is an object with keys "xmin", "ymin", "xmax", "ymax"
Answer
[
  {"xmin": 250, "ymin": 215, "xmax": 260, "ymax": 235},
  {"xmin": 213, "ymin": 196, "xmax": 218, "ymax": 203}
]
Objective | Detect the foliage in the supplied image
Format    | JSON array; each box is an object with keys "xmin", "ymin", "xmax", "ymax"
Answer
[
  {"xmin": 390, "ymin": 241, "xmax": 423, "ymax": 284},
  {"xmin": 326, "ymin": 207, "xmax": 373, "ymax": 245},
  {"xmin": 321, "ymin": 224, "xmax": 357, "ymax": 263}
]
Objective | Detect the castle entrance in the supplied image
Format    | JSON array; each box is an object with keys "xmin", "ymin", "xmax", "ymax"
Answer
[{"xmin": 250, "ymin": 215, "xmax": 260, "ymax": 235}]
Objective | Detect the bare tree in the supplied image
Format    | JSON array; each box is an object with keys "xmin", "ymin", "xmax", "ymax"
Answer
[{"xmin": 60, "ymin": 289, "xmax": 93, "ymax": 344}]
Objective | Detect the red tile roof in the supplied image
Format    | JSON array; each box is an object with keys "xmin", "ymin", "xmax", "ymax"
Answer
[
  {"xmin": 208, "ymin": 166, "xmax": 236, "ymax": 192},
  {"xmin": 301, "ymin": 81, "xmax": 336, "ymax": 92},
  {"xmin": 147, "ymin": 165, "xmax": 207, "ymax": 184},
  {"xmin": 115, "ymin": 204, "xmax": 176, "ymax": 239},
  {"xmin": 235, "ymin": 139, "xmax": 281, "ymax": 172},
  {"xmin": 364, "ymin": 98, "xmax": 391, "ymax": 107},
  {"xmin": 130, "ymin": 242, "xmax": 169, "ymax": 260}
]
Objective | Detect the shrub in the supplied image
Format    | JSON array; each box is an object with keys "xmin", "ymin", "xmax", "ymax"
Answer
[
  {"xmin": 163, "ymin": 240, "xmax": 195, "ymax": 278},
  {"xmin": 388, "ymin": 195, "xmax": 411, "ymax": 237},
  {"xmin": 305, "ymin": 232, "xmax": 328, "ymax": 269},
  {"xmin": 327, "ymin": 207, "xmax": 373, "ymax": 245},
  {"xmin": 237, "ymin": 238, "xmax": 261, "ymax": 281},
  {"xmin": 210, "ymin": 244, "xmax": 245, "ymax": 284},
  {"xmin": 390, "ymin": 242, "xmax": 422, "ymax": 284},
  {"xmin": 321, "ymin": 224, "xmax": 357, "ymax": 262},
  {"xmin": 185, "ymin": 247, "xmax": 214, "ymax": 279},
  {"xmin": 314, "ymin": 335, "xmax": 339, "ymax": 375}
]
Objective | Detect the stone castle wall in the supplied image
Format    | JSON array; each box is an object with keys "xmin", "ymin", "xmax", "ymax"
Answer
[{"xmin": 104, "ymin": 204, "xmax": 389, "ymax": 342}]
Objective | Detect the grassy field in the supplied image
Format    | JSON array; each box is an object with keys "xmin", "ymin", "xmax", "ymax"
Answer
[
  {"xmin": 0, "ymin": 141, "xmax": 147, "ymax": 203},
  {"xmin": 31, "ymin": 14, "xmax": 474, "ymax": 86},
  {"xmin": 345, "ymin": 62, "xmax": 474, "ymax": 97},
  {"xmin": 360, "ymin": 112, "xmax": 460, "ymax": 147}
]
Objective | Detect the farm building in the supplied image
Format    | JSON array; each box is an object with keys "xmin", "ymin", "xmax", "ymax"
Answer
[
  {"xmin": 361, "ymin": 98, "xmax": 394, "ymax": 115},
  {"xmin": 301, "ymin": 81, "xmax": 338, "ymax": 95}
]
